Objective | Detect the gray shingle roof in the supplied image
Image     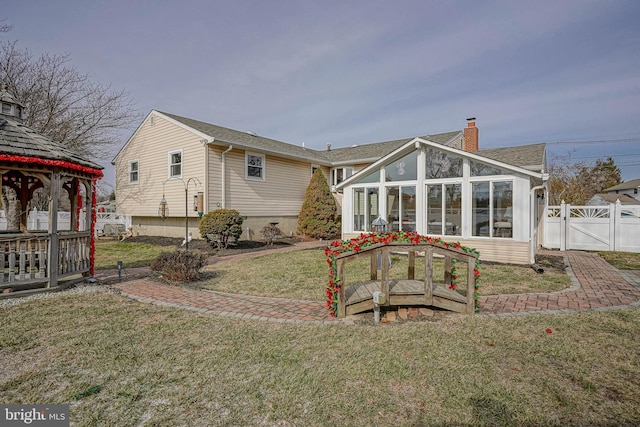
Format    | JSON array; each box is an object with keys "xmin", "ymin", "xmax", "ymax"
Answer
[
  {"xmin": 325, "ymin": 131, "xmax": 462, "ymax": 164},
  {"xmin": 160, "ymin": 111, "xmax": 332, "ymax": 164},
  {"xmin": 590, "ymin": 193, "xmax": 638, "ymax": 204},
  {"xmin": 159, "ymin": 111, "xmax": 465, "ymax": 165},
  {"xmin": 474, "ymin": 143, "xmax": 546, "ymax": 171},
  {"xmin": 0, "ymin": 114, "xmax": 103, "ymax": 171},
  {"xmin": 605, "ymin": 179, "xmax": 640, "ymax": 192}
]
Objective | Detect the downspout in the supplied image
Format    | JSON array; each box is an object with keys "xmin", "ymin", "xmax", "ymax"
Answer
[
  {"xmin": 529, "ymin": 177, "xmax": 547, "ymax": 264},
  {"xmin": 202, "ymin": 137, "xmax": 215, "ymax": 217},
  {"xmin": 221, "ymin": 145, "xmax": 233, "ymax": 209}
]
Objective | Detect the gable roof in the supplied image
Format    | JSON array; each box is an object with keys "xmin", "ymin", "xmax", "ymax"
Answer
[
  {"xmin": 0, "ymin": 114, "xmax": 103, "ymax": 171},
  {"xmin": 114, "ymin": 110, "xmax": 466, "ymax": 167},
  {"xmin": 589, "ymin": 193, "xmax": 638, "ymax": 204},
  {"xmin": 474, "ymin": 143, "xmax": 546, "ymax": 172},
  {"xmin": 158, "ymin": 111, "xmax": 332, "ymax": 165},
  {"xmin": 113, "ymin": 110, "xmax": 547, "ymax": 176},
  {"xmin": 325, "ymin": 131, "xmax": 462, "ymax": 165},
  {"xmin": 604, "ymin": 179, "xmax": 640, "ymax": 192}
]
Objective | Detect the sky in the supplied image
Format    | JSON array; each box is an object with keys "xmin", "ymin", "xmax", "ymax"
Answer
[{"xmin": 3, "ymin": 0, "xmax": 640, "ymax": 189}]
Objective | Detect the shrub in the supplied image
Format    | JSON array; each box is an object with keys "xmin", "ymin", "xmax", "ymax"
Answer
[
  {"xmin": 199, "ymin": 209, "xmax": 244, "ymax": 249},
  {"xmin": 260, "ymin": 224, "xmax": 282, "ymax": 244},
  {"xmin": 297, "ymin": 169, "xmax": 340, "ymax": 239},
  {"xmin": 150, "ymin": 249, "xmax": 207, "ymax": 282}
]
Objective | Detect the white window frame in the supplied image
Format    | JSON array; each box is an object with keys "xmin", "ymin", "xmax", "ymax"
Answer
[
  {"xmin": 168, "ymin": 149, "xmax": 183, "ymax": 179},
  {"xmin": 246, "ymin": 152, "xmax": 265, "ymax": 181},
  {"xmin": 331, "ymin": 166, "xmax": 354, "ymax": 187},
  {"xmin": 128, "ymin": 160, "xmax": 139, "ymax": 184}
]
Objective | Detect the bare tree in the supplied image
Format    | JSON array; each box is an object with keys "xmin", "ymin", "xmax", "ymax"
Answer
[
  {"xmin": 548, "ymin": 156, "xmax": 622, "ymax": 205},
  {"xmin": 1, "ymin": 33, "xmax": 140, "ymax": 229},
  {"xmin": 0, "ymin": 40, "xmax": 140, "ymax": 158}
]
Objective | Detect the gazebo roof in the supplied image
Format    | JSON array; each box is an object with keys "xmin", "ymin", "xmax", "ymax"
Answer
[{"xmin": 0, "ymin": 114, "xmax": 103, "ymax": 176}]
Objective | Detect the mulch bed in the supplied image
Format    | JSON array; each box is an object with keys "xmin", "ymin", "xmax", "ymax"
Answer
[{"xmin": 124, "ymin": 235, "xmax": 302, "ymax": 256}]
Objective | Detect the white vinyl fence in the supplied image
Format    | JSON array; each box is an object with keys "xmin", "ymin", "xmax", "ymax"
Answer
[
  {"xmin": 0, "ymin": 209, "xmax": 131, "ymax": 237},
  {"xmin": 544, "ymin": 201, "xmax": 640, "ymax": 252}
]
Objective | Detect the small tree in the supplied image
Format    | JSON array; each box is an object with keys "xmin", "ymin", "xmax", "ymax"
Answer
[
  {"xmin": 297, "ymin": 169, "xmax": 340, "ymax": 239},
  {"xmin": 199, "ymin": 209, "xmax": 244, "ymax": 249}
]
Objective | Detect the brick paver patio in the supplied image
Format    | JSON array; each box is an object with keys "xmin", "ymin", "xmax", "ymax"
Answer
[{"xmin": 111, "ymin": 246, "xmax": 640, "ymax": 323}]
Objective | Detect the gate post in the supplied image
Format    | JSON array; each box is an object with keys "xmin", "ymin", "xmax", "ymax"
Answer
[
  {"xmin": 560, "ymin": 200, "xmax": 567, "ymax": 251},
  {"xmin": 613, "ymin": 200, "xmax": 621, "ymax": 251}
]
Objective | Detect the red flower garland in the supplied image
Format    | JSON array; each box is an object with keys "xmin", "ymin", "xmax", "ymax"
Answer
[
  {"xmin": 0, "ymin": 154, "xmax": 103, "ymax": 178},
  {"xmin": 325, "ymin": 231, "xmax": 481, "ymax": 317}
]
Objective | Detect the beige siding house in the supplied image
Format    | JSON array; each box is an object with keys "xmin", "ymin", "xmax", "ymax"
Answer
[{"xmin": 113, "ymin": 112, "xmax": 548, "ymax": 264}]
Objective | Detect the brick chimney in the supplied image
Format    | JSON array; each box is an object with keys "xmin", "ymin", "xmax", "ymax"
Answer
[{"xmin": 463, "ymin": 117, "xmax": 478, "ymax": 152}]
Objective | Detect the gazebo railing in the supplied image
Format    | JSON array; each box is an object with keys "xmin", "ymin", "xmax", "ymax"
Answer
[{"xmin": 0, "ymin": 231, "xmax": 90, "ymax": 290}]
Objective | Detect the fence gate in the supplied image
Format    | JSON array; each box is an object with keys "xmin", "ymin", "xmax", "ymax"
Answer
[{"xmin": 544, "ymin": 201, "xmax": 640, "ymax": 253}]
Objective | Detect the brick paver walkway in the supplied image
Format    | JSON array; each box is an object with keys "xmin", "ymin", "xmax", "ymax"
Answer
[
  {"xmin": 111, "ymin": 246, "xmax": 640, "ymax": 323},
  {"xmin": 480, "ymin": 250, "xmax": 640, "ymax": 317}
]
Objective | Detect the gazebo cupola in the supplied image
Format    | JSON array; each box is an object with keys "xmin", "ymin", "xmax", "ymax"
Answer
[
  {"xmin": 0, "ymin": 83, "xmax": 25, "ymax": 122},
  {"xmin": 1, "ymin": 82, "xmax": 104, "ymax": 297}
]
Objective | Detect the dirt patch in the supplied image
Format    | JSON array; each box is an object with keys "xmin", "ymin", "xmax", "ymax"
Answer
[{"xmin": 535, "ymin": 254, "xmax": 566, "ymax": 272}]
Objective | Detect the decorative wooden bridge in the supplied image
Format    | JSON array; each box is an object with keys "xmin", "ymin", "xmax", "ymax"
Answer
[{"xmin": 334, "ymin": 242, "xmax": 479, "ymax": 317}]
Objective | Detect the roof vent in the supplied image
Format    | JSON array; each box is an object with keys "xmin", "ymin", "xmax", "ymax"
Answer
[{"xmin": 245, "ymin": 131, "xmax": 258, "ymax": 137}]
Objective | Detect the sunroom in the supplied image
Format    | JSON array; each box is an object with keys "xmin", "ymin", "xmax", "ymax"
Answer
[{"xmin": 337, "ymin": 138, "xmax": 548, "ymax": 264}]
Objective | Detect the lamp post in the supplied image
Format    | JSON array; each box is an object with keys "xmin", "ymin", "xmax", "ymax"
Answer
[{"xmin": 158, "ymin": 177, "xmax": 202, "ymax": 250}]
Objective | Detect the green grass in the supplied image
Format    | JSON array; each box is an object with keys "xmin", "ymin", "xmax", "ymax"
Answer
[
  {"xmin": 94, "ymin": 240, "xmax": 171, "ymax": 270},
  {"xmin": 1, "ymin": 292, "xmax": 638, "ymax": 426},
  {"xmin": 201, "ymin": 249, "xmax": 570, "ymax": 300}
]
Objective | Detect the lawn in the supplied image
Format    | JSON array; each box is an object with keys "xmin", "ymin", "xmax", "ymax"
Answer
[
  {"xmin": 1, "ymin": 291, "xmax": 638, "ymax": 426},
  {"xmin": 200, "ymin": 249, "xmax": 571, "ymax": 301},
  {"xmin": 94, "ymin": 240, "xmax": 171, "ymax": 270}
]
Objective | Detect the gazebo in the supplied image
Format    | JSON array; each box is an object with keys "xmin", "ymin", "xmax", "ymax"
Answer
[{"xmin": 0, "ymin": 84, "xmax": 103, "ymax": 297}]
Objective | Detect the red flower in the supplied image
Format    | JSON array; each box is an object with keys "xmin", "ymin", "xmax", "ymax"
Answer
[
  {"xmin": 449, "ymin": 284, "xmax": 457, "ymax": 290},
  {"xmin": 546, "ymin": 328, "xmax": 552, "ymax": 334},
  {"xmin": 353, "ymin": 245, "xmax": 361, "ymax": 252},
  {"xmin": 474, "ymin": 269, "xmax": 480, "ymax": 277}
]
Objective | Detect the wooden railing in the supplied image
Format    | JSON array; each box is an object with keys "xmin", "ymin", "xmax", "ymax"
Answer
[
  {"xmin": 335, "ymin": 242, "xmax": 478, "ymax": 317},
  {"xmin": 0, "ymin": 231, "xmax": 90, "ymax": 291}
]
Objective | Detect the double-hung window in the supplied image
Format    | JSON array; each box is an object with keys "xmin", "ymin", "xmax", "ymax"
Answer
[
  {"xmin": 246, "ymin": 153, "xmax": 265, "ymax": 180},
  {"xmin": 128, "ymin": 160, "xmax": 139, "ymax": 184},
  {"xmin": 169, "ymin": 150, "xmax": 182, "ymax": 179}
]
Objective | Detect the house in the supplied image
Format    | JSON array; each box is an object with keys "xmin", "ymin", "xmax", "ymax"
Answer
[
  {"xmin": 603, "ymin": 179, "xmax": 640, "ymax": 201},
  {"xmin": 113, "ymin": 112, "xmax": 547, "ymax": 264},
  {"xmin": 587, "ymin": 193, "xmax": 638, "ymax": 206}
]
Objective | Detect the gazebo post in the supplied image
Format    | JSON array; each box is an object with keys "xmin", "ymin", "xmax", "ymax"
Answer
[{"xmin": 47, "ymin": 170, "xmax": 60, "ymax": 288}]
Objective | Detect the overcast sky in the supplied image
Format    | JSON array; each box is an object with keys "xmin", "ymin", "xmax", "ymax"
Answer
[{"xmin": 4, "ymin": 0, "xmax": 640, "ymax": 188}]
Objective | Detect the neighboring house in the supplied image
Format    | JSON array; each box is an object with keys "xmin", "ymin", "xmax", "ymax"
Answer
[
  {"xmin": 603, "ymin": 179, "xmax": 640, "ymax": 201},
  {"xmin": 587, "ymin": 193, "xmax": 638, "ymax": 206},
  {"xmin": 113, "ymin": 112, "xmax": 547, "ymax": 264}
]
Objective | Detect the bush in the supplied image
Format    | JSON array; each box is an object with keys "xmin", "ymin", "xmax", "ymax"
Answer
[
  {"xmin": 199, "ymin": 209, "xmax": 244, "ymax": 249},
  {"xmin": 297, "ymin": 169, "xmax": 340, "ymax": 239},
  {"xmin": 150, "ymin": 249, "xmax": 207, "ymax": 282},
  {"xmin": 260, "ymin": 224, "xmax": 282, "ymax": 244}
]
